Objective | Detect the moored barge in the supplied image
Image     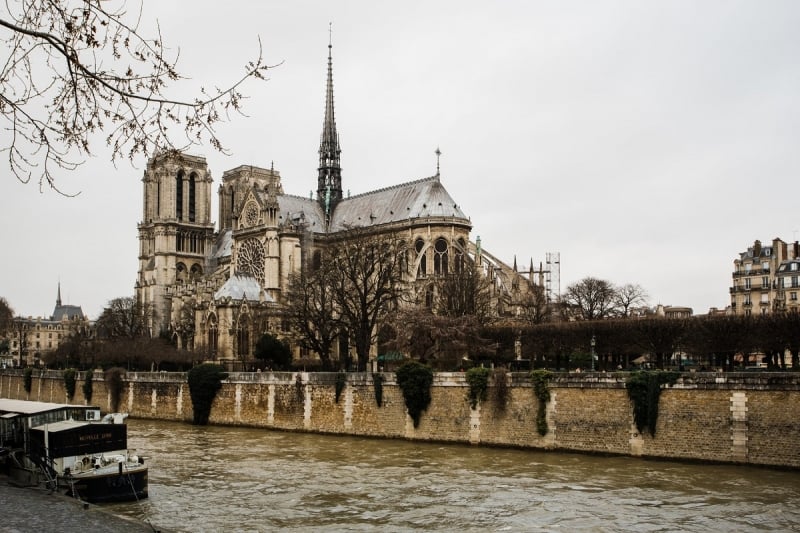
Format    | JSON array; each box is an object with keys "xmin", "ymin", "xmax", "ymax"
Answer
[{"xmin": 0, "ymin": 399, "xmax": 148, "ymax": 503}]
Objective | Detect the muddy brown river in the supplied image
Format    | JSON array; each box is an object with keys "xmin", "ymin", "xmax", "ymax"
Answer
[{"xmin": 106, "ymin": 418, "xmax": 800, "ymax": 532}]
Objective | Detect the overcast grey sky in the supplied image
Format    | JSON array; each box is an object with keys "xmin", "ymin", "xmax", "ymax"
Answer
[{"xmin": 2, "ymin": 0, "xmax": 799, "ymax": 319}]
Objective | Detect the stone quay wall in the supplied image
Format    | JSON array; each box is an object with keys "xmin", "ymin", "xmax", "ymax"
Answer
[{"xmin": 1, "ymin": 370, "xmax": 798, "ymax": 468}]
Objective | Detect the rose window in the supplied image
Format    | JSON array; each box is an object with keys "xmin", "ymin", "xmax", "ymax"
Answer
[
  {"xmin": 244, "ymin": 202, "xmax": 260, "ymax": 227},
  {"xmin": 238, "ymin": 238, "xmax": 265, "ymax": 282}
]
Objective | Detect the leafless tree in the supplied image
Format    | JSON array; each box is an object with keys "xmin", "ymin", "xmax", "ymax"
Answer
[
  {"xmin": 327, "ymin": 228, "xmax": 407, "ymax": 371},
  {"xmin": 615, "ymin": 283, "xmax": 649, "ymax": 317},
  {"xmin": 1, "ymin": 0, "xmax": 271, "ymax": 192},
  {"xmin": 283, "ymin": 265, "xmax": 341, "ymax": 371},
  {"xmin": 562, "ymin": 277, "xmax": 619, "ymax": 320},
  {"xmin": 96, "ymin": 296, "xmax": 152, "ymax": 338},
  {"xmin": 384, "ymin": 307, "xmax": 492, "ymax": 369},
  {"xmin": 45, "ymin": 320, "xmax": 93, "ymax": 368},
  {"xmin": 631, "ymin": 317, "xmax": 690, "ymax": 370},
  {"xmin": 0, "ymin": 297, "xmax": 13, "ymax": 335},
  {"xmin": 435, "ymin": 259, "xmax": 493, "ymax": 323},
  {"xmin": 517, "ymin": 284, "xmax": 549, "ymax": 325}
]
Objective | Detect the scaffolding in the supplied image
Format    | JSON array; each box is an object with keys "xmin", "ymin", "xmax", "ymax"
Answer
[{"xmin": 545, "ymin": 252, "xmax": 561, "ymax": 303}]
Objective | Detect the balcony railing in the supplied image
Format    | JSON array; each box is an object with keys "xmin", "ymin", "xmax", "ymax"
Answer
[
  {"xmin": 732, "ymin": 268, "xmax": 769, "ymax": 277},
  {"xmin": 730, "ymin": 286, "xmax": 761, "ymax": 293}
]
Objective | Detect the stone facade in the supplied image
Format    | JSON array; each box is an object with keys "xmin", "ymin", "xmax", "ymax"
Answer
[
  {"xmin": 730, "ymin": 237, "xmax": 800, "ymax": 315},
  {"xmin": 2, "ymin": 370, "xmax": 798, "ymax": 468},
  {"xmin": 134, "ymin": 43, "xmax": 540, "ymax": 368},
  {"xmin": 4, "ymin": 285, "xmax": 91, "ymax": 368}
]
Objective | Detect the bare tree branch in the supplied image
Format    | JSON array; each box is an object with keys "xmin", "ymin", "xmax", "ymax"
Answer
[
  {"xmin": 562, "ymin": 277, "xmax": 619, "ymax": 320},
  {"xmin": 327, "ymin": 228, "xmax": 407, "ymax": 371},
  {"xmin": 615, "ymin": 283, "xmax": 649, "ymax": 317},
  {"xmin": 1, "ymin": 0, "xmax": 274, "ymax": 193}
]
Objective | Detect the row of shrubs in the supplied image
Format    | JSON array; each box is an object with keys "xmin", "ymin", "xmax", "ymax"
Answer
[
  {"xmin": 23, "ymin": 367, "xmax": 126, "ymax": 409},
  {"xmin": 20, "ymin": 363, "xmax": 674, "ymax": 437},
  {"xmin": 188, "ymin": 362, "xmax": 674, "ymax": 436}
]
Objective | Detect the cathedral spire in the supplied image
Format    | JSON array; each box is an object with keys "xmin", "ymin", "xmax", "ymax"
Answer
[
  {"xmin": 318, "ymin": 24, "xmax": 343, "ymax": 217},
  {"xmin": 56, "ymin": 281, "xmax": 62, "ymax": 307}
]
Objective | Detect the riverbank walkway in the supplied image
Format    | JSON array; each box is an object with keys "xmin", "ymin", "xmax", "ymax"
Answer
[{"xmin": 0, "ymin": 476, "xmax": 162, "ymax": 532}]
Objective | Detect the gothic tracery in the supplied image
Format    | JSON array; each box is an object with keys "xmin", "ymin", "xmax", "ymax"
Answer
[{"xmin": 237, "ymin": 238, "xmax": 265, "ymax": 282}]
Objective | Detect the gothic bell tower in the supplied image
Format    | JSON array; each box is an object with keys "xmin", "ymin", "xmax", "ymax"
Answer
[{"xmin": 136, "ymin": 152, "xmax": 215, "ymax": 335}]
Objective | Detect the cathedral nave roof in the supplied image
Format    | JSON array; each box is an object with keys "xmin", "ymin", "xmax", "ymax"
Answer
[
  {"xmin": 329, "ymin": 176, "xmax": 469, "ymax": 230},
  {"xmin": 270, "ymin": 176, "xmax": 469, "ymax": 237}
]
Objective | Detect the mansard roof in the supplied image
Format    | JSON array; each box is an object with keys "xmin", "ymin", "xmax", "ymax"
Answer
[
  {"xmin": 777, "ymin": 259, "xmax": 800, "ymax": 274},
  {"xmin": 51, "ymin": 304, "xmax": 85, "ymax": 321}
]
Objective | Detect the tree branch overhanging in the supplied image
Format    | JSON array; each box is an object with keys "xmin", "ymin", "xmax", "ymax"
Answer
[{"xmin": 1, "ymin": 0, "xmax": 276, "ymax": 193}]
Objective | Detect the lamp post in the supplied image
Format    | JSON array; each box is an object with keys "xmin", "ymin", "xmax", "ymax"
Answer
[{"xmin": 590, "ymin": 335, "xmax": 596, "ymax": 372}]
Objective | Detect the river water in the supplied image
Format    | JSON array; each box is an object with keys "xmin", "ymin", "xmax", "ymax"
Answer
[{"xmin": 108, "ymin": 419, "xmax": 800, "ymax": 532}]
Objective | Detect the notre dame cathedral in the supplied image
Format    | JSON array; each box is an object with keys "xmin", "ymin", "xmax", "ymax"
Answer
[{"xmin": 135, "ymin": 41, "xmax": 542, "ymax": 367}]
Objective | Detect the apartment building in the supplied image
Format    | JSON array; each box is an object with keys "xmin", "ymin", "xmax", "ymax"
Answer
[
  {"xmin": 730, "ymin": 238, "xmax": 800, "ymax": 315},
  {"xmin": 6, "ymin": 284, "xmax": 90, "ymax": 367}
]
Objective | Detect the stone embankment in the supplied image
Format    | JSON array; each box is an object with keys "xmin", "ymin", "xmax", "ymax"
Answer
[{"xmin": 1, "ymin": 370, "xmax": 798, "ymax": 468}]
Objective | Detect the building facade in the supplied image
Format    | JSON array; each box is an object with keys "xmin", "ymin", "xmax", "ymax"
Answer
[
  {"xmin": 135, "ymin": 42, "xmax": 540, "ymax": 367},
  {"xmin": 730, "ymin": 238, "xmax": 800, "ymax": 316},
  {"xmin": 5, "ymin": 284, "xmax": 91, "ymax": 368}
]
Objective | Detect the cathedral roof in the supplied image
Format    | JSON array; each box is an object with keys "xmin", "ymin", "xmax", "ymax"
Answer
[
  {"xmin": 277, "ymin": 194, "xmax": 326, "ymax": 230},
  {"xmin": 273, "ymin": 175, "xmax": 469, "ymax": 235},
  {"xmin": 213, "ymin": 275, "xmax": 274, "ymax": 303},
  {"xmin": 329, "ymin": 176, "xmax": 469, "ymax": 230}
]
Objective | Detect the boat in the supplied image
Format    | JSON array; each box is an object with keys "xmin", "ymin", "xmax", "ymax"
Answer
[
  {"xmin": 0, "ymin": 399, "xmax": 148, "ymax": 503},
  {"xmin": 30, "ymin": 414, "xmax": 148, "ymax": 502}
]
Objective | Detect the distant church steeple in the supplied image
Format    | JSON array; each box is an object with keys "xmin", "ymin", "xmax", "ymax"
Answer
[
  {"xmin": 56, "ymin": 282, "xmax": 62, "ymax": 307},
  {"xmin": 317, "ymin": 25, "xmax": 343, "ymax": 218}
]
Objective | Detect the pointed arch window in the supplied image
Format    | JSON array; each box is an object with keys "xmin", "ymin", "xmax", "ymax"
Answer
[
  {"xmin": 176, "ymin": 170, "xmax": 185, "ymax": 220},
  {"xmin": 398, "ymin": 241, "xmax": 408, "ymax": 274},
  {"xmin": 207, "ymin": 314, "xmax": 218, "ymax": 358},
  {"xmin": 176, "ymin": 262, "xmax": 188, "ymax": 283},
  {"xmin": 416, "ymin": 238, "xmax": 427, "ymax": 278},
  {"xmin": 189, "ymin": 172, "xmax": 197, "ymax": 222},
  {"xmin": 311, "ymin": 250, "xmax": 322, "ymax": 271},
  {"xmin": 455, "ymin": 239, "xmax": 466, "ymax": 273},
  {"xmin": 237, "ymin": 318, "xmax": 250, "ymax": 358},
  {"xmin": 434, "ymin": 238, "xmax": 449, "ymax": 275}
]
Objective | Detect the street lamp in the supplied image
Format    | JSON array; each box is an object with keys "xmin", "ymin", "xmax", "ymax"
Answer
[{"xmin": 590, "ymin": 335, "xmax": 596, "ymax": 372}]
